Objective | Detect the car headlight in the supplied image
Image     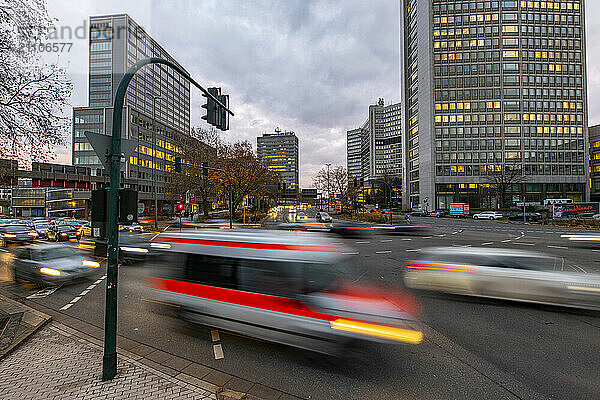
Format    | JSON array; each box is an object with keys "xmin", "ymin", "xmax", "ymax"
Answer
[
  {"xmin": 120, "ymin": 246, "xmax": 149, "ymax": 253},
  {"xmin": 60, "ymin": 233, "xmax": 68, "ymax": 236},
  {"xmin": 4, "ymin": 234, "xmax": 16, "ymax": 238},
  {"xmin": 40, "ymin": 267, "xmax": 61, "ymax": 276},
  {"xmin": 82, "ymin": 260, "xmax": 100, "ymax": 268},
  {"xmin": 28, "ymin": 232, "xmax": 38, "ymax": 237}
]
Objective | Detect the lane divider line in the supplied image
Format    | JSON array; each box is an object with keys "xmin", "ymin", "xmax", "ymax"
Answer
[
  {"xmin": 59, "ymin": 303, "xmax": 73, "ymax": 311},
  {"xmin": 210, "ymin": 329, "xmax": 224, "ymax": 360},
  {"xmin": 375, "ymin": 250, "xmax": 392, "ymax": 254},
  {"xmin": 59, "ymin": 274, "xmax": 106, "ymax": 312},
  {"xmin": 501, "ymin": 239, "xmax": 512, "ymax": 243},
  {"xmin": 481, "ymin": 242, "xmax": 494, "ymax": 246},
  {"xmin": 547, "ymin": 245, "xmax": 568, "ymax": 250}
]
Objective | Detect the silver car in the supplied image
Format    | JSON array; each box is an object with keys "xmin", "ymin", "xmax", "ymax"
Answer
[
  {"xmin": 13, "ymin": 244, "xmax": 100, "ymax": 286},
  {"xmin": 404, "ymin": 247, "xmax": 600, "ymax": 311}
]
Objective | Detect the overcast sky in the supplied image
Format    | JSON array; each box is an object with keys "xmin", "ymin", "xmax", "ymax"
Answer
[{"xmin": 46, "ymin": 0, "xmax": 599, "ymax": 187}]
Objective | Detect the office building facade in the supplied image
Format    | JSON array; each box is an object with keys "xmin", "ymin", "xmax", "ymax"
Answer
[
  {"xmin": 73, "ymin": 14, "xmax": 192, "ymax": 210},
  {"xmin": 400, "ymin": 0, "xmax": 588, "ymax": 210},
  {"xmin": 257, "ymin": 129, "xmax": 299, "ymax": 192},
  {"xmin": 590, "ymin": 124, "xmax": 600, "ymax": 201},
  {"xmin": 347, "ymin": 99, "xmax": 403, "ymax": 182}
]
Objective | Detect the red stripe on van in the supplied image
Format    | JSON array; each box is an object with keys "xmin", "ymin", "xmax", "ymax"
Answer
[
  {"xmin": 155, "ymin": 236, "xmax": 340, "ymax": 253},
  {"xmin": 148, "ymin": 276, "xmax": 338, "ymax": 321}
]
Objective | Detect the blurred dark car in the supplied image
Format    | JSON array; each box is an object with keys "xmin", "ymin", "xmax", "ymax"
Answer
[
  {"xmin": 315, "ymin": 212, "xmax": 333, "ymax": 223},
  {"xmin": 119, "ymin": 232, "xmax": 152, "ymax": 263},
  {"xmin": 80, "ymin": 222, "xmax": 92, "ymax": 237},
  {"xmin": 508, "ymin": 212, "xmax": 542, "ymax": 222},
  {"xmin": 13, "ymin": 244, "xmax": 99, "ymax": 286},
  {"xmin": 0, "ymin": 224, "xmax": 38, "ymax": 246},
  {"xmin": 410, "ymin": 209, "xmax": 427, "ymax": 217},
  {"xmin": 119, "ymin": 223, "xmax": 144, "ymax": 233},
  {"xmin": 47, "ymin": 225, "xmax": 81, "ymax": 241},
  {"xmin": 33, "ymin": 222, "xmax": 51, "ymax": 239}
]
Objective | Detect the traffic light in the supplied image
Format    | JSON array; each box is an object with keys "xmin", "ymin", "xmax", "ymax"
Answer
[
  {"xmin": 201, "ymin": 87, "xmax": 220, "ymax": 127},
  {"xmin": 176, "ymin": 202, "xmax": 184, "ymax": 212},
  {"xmin": 217, "ymin": 94, "xmax": 229, "ymax": 131},
  {"xmin": 353, "ymin": 178, "xmax": 358, "ymax": 188},
  {"xmin": 201, "ymin": 162, "xmax": 209, "ymax": 177},
  {"xmin": 174, "ymin": 156, "xmax": 182, "ymax": 173}
]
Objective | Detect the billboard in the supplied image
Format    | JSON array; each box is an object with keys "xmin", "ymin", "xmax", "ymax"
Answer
[{"xmin": 553, "ymin": 202, "xmax": 600, "ymax": 218}]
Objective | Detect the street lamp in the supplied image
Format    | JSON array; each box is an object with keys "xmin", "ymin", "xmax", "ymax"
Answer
[
  {"xmin": 325, "ymin": 163, "xmax": 331, "ymax": 212},
  {"xmin": 152, "ymin": 95, "xmax": 162, "ymax": 230}
]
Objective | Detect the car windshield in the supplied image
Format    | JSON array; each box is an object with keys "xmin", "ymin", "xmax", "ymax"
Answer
[
  {"xmin": 320, "ymin": 213, "xmax": 330, "ymax": 218},
  {"xmin": 35, "ymin": 223, "xmax": 50, "ymax": 229},
  {"xmin": 57, "ymin": 225, "xmax": 74, "ymax": 232},
  {"xmin": 302, "ymin": 259, "xmax": 363, "ymax": 293},
  {"xmin": 36, "ymin": 247, "xmax": 79, "ymax": 260}
]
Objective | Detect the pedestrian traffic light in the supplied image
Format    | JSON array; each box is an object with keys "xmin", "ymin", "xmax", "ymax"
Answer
[
  {"xmin": 174, "ymin": 156, "xmax": 182, "ymax": 173},
  {"xmin": 201, "ymin": 87, "xmax": 220, "ymax": 127},
  {"xmin": 201, "ymin": 162, "xmax": 209, "ymax": 177},
  {"xmin": 177, "ymin": 202, "xmax": 184, "ymax": 212},
  {"xmin": 217, "ymin": 94, "xmax": 229, "ymax": 131}
]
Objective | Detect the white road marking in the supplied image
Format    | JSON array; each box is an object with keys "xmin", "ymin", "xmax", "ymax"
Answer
[
  {"xmin": 59, "ymin": 275, "xmax": 106, "ymax": 311},
  {"xmin": 452, "ymin": 244, "xmax": 471, "ymax": 248},
  {"xmin": 94, "ymin": 279, "xmax": 103, "ymax": 285},
  {"xmin": 401, "ymin": 238, "xmax": 412, "ymax": 241},
  {"xmin": 406, "ymin": 249, "xmax": 421, "ymax": 252},
  {"xmin": 0, "ymin": 249, "xmax": 9, "ymax": 252},
  {"xmin": 592, "ymin": 249, "xmax": 600, "ymax": 252},
  {"xmin": 342, "ymin": 252, "xmax": 359, "ymax": 255},
  {"xmin": 211, "ymin": 329, "xmax": 220, "ymax": 342},
  {"xmin": 380, "ymin": 239, "xmax": 393, "ymax": 243},
  {"xmin": 59, "ymin": 303, "xmax": 73, "ymax": 311},
  {"xmin": 332, "ymin": 242, "xmax": 344, "ymax": 245},
  {"xmin": 513, "ymin": 242, "xmax": 535, "ymax": 246},
  {"xmin": 86, "ymin": 284, "xmax": 96, "ymax": 290},
  {"xmin": 355, "ymin": 241, "xmax": 370, "ymax": 244},
  {"xmin": 481, "ymin": 242, "xmax": 494, "ymax": 246},
  {"xmin": 422, "ymin": 236, "xmax": 432, "ymax": 239},
  {"xmin": 70, "ymin": 296, "xmax": 82, "ymax": 303},
  {"xmin": 501, "ymin": 239, "xmax": 512, "ymax": 243},
  {"xmin": 451, "ymin": 232, "xmax": 458, "ymax": 235},
  {"xmin": 213, "ymin": 344, "xmax": 224, "ymax": 360},
  {"xmin": 26, "ymin": 286, "xmax": 61, "ymax": 299},
  {"xmin": 547, "ymin": 245, "xmax": 568, "ymax": 249},
  {"xmin": 436, "ymin": 234, "xmax": 446, "ymax": 237},
  {"xmin": 79, "ymin": 289, "xmax": 90, "ymax": 296},
  {"xmin": 375, "ymin": 250, "xmax": 392, "ymax": 254}
]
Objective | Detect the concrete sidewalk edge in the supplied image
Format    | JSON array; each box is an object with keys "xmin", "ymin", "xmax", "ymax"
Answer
[{"xmin": 0, "ymin": 293, "xmax": 51, "ymax": 360}]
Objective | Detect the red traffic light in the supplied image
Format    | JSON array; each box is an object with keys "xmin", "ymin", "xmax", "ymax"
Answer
[{"xmin": 177, "ymin": 203, "xmax": 184, "ymax": 211}]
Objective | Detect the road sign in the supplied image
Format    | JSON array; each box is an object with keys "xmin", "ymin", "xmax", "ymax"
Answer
[{"xmin": 85, "ymin": 131, "xmax": 138, "ymax": 171}]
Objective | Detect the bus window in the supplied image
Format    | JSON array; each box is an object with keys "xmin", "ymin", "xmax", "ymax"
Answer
[
  {"xmin": 239, "ymin": 259, "xmax": 302, "ymax": 297},
  {"xmin": 183, "ymin": 254, "xmax": 239, "ymax": 290}
]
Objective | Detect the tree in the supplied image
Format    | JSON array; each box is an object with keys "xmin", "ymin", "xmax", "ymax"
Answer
[
  {"xmin": 483, "ymin": 161, "xmax": 526, "ymax": 208},
  {"xmin": 169, "ymin": 127, "xmax": 222, "ymax": 217},
  {"xmin": 0, "ymin": 0, "xmax": 72, "ymax": 165},
  {"xmin": 216, "ymin": 140, "xmax": 279, "ymax": 213}
]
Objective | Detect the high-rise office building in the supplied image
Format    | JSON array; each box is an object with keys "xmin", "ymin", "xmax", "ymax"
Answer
[
  {"xmin": 73, "ymin": 14, "xmax": 192, "ymax": 210},
  {"xmin": 347, "ymin": 99, "xmax": 402, "ymax": 182},
  {"xmin": 400, "ymin": 0, "xmax": 588, "ymax": 210},
  {"xmin": 590, "ymin": 124, "xmax": 600, "ymax": 201},
  {"xmin": 257, "ymin": 129, "xmax": 299, "ymax": 191}
]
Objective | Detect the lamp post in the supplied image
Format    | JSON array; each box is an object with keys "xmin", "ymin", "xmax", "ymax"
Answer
[
  {"xmin": 325, "ymin": 163, "xmax": 331, "ymax": 212},
  {"xmin": 152, "ymin": 95, "xmax": 162, "ymax": 230}
]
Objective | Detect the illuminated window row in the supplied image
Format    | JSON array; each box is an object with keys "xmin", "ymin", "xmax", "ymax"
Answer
[{"xmin": 520, "ymin": 1, "xmax": 580, "ymax": 10}]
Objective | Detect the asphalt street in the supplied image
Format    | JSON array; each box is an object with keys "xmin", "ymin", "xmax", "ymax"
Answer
[{"xmin": 2, "ymin": 218, "xmax": 600, "ymax": 399}]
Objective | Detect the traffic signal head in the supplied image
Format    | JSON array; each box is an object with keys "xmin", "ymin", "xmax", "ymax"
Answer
[
  {"xmin": 177, "ymin": 202, "xmax": 184, "ymax": 212},
  {"xmin": 353, "ymin": 178, "xmax": 358, "ymax": 188},
  {"xmin": 201, "ymin": 162, "xmax": 209, "ymax": 177},
  {"xmin": 217, "ymin": 94, "xmax": 229, "ymax": 131},
  {"xmin": 201, "ymin": 87, "xmax": 221, "ymax": 127},
  {"xmin": 174, "ymin": 156, "xmax": 182, "ymax": 173}
]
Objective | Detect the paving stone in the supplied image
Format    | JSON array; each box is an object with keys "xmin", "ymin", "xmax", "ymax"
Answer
[{"xmin": 247, "ymin": 383, "xmax": 283, "ymax": 400}]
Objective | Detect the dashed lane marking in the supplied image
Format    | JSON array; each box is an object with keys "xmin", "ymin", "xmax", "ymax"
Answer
[
  {"xmin": 501, "ymin": 239, "xmax": 512, "ymax": 243},
  {"xmin": 355, "ymin": 241, "xmax": 370, "ymax": 244},
  {"xmin": 380, "ymin": 240, "xmax": 393, "ymax": 243},
  {"xmin": 406, "ymin": 249, "xmax": 421, "ymax": 252},
  {"xmin": 422, "ymin": 236, "xmax": 432, "ymax": 239},
  {"xmin": 436, "ymin": 234, "xmax": 446, "ymax": 237},
  {"xmin": 59, "ymin": 274, "xmax": 106, "ymax": 311},
  {"xmin": 513, "ymin": 242, "xmax": 535, "ymax": 246},
  {"xmin": 481, "ymin": 242, "xmax": 494, "ymax": 246},
  {"xmin": 342, "ymin": 252, "xmax": 359, "ymax": 255},
  {"xmin": 213, "ymin": 344, "xmax": 224, "ymax": 360},
  {"xmin": 401, "ymin": 238, "xmax": 412, "ymax": 241},
  {"xmin": 211, "ymin": 329, "xmax": 220, "ymax": 342},
  {"xmin": 547, "ymin": 245, "xmax": 568, "ymax": 250},
  {"xmin": 375, "ymin": 250, "xmax": 392, "ymax": 254}
]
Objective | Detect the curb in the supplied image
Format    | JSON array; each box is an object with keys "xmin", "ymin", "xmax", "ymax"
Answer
[{"xmin": 0, "ymin": 293, "xmax": 51, "ymax": 360}]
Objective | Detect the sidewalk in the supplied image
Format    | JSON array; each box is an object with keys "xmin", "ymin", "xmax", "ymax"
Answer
[{"xmin": 0, "ymin": 322, "xmax": 218, "ymax": 400}]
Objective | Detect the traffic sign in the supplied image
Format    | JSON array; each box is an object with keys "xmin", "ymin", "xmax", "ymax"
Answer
[{"xmin": 85, "ymin": 131, "xmax": 138, "ymax": 171}]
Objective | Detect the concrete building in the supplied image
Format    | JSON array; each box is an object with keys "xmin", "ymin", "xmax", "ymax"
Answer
[
  {"xmin": 347, "ymin": 99, "xmax": 402, "ymax": 182},
  {"xmin": 400, "ymin": 0, "xmax": 588, "ymax": 210},
  {"xmin": 72, "ymin": 14, "xmax": 192, "ymax": 211},
  {"xmin": 257, "ymin": 129, "xmax": 299, "ymax": 192},
  {"xmin": 590, "ymin": 124, "xmax": 600, "ymax": 201}
]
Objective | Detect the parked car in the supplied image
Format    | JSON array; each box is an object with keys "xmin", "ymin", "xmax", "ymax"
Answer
[
  {"xmin": 13, "ymin": 244, "xmax": 99, "ymax": 286},
  {"xmin": 508, "ymin": 212, "xmax": 542, "ymax": 222},
  {"xmin": 315, "ymin": 212, "xmax": 333, "ymax": 223},
  {"xmin": 427, "ymin": 210, "xmax": 446, "ymax": 218},
  {"xmin": 47, "ymin": 225, "xmax": 81, "ymax": 241},
  {"xmin": 0, "ymin": 224, "xmax": 38, "ymax": 246},
  {"xmin": 472, "ymin": 211, "xmax": 503, "ymax": 220},
  {"xmin": 405, "ymin": 247, "xmax": 600, "ymax": 311}
]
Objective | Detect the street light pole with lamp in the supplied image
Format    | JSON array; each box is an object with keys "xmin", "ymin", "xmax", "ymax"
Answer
[
  {"xmin": 325, "ymin": 163, "xmax": 331, "ymax": 212},
  {"xmin": 152, "ymin": 95, "xmax": 162, "ymax": 230}
]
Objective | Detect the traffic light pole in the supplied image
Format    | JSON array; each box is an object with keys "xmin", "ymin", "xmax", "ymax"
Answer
[{"xmin": 102, "ymin": 57, "xmax": 233, "ymax": 381}]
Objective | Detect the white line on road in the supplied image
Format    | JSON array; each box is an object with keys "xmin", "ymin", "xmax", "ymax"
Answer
[
  {"xmin": 86, "ymin": 284, "xmax": 96, "ymax": 290},
  {"xmin": 79, "ymin": 289, "xmax": 90, "ymax": 296},
  {"xmin": 406, "ymin": 249, "xmax": 421, "ymax": 252},
  {"xmin": 380, "ymin": 240, "xmax": 393, "ymax": 243},
  {"xmin": 94, "ymin": 279, "xmax": 103, "ymax": 285},
  {"xmin": 213, "ymin": 344, "xmax": 224, "ymax": 360},
  {"xmin": 355, "ymin": 241, "xmax": 370, "ymax": 244},
  {"xmin": 451, "ymin": 232, "xmax": 459, "ymax": 235},
  {"xmin": 547, "ymin": 245, "xmax": 568, "ymax": 249},
  {"xmin": 401, "ymin": 238, "xmax": 412, "ymax": 241},
  {"xmin": 211, "ymin": 329, "xmax": 220, "ymax": 342},
  {"xmin": 70, "ymin": 296, "xmax": 82, "ymax": 303},
  {"xmin": 481, "ymin": 242, "xmax": 494, "ymax": 246},
  {"xmin": 59, "ymin": 303, "xmax": 73, "ymax": 311},
  {"xmin": 436, "ymin": 234, "xmax": 446, "ymax": 237},
  {"xmin": 375, "ymin": 250, "xmax": 392, "ymax": 254},
  {"xmin": 342, "ymin": 252, "xmax": 359, "ymax": 255},
  {"xmin": 501, "ymin": 239, "xmax": 512, "ymax": 243},
  {"xmin": 513, "ymin": 242, "xmax": 535, "ymax": 246},
  {"xmin": 26, "ymin": 286, "xmax": 61, "ymax": 299},
  {"xmin": 422, "ymin": 236, "xmax": 432, "ymax": 239}
]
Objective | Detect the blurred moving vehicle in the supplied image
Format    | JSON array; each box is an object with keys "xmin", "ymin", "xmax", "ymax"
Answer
[
  {"xmin": 405, "ymin": 247, "xmax": 600, "ymax": 311},
  {"xmin": 426, "ymin": 210, "xmax": 446, "ymax": 218},
  {"xmin": 13, "ymin": 244, "xmax": 99, "ymax": 285},
  {"xmin": 33, "ymin": 222, "xmax": 51, "ymax": 239},
  {"xmin": 47, "ymin": 224, "xmax": 81, "ymax": 241},
  {"xmin": 0, "ymin": 224, "xmax": 38, "ymax": 246},
  {"xmin": 508, "ymin": 212, "xmax": 542, "ymax": 222},
  {"xmin": 315, "ymin": 212, "xmax": 332, "ymax": 223},
  {"xmin": 147, "ymin": 230, "xmax": 423, "ymax": 355},
  {"xmin": 472, "ymin": 211, "xmax": 503, "ymax": 220},
  {"xmin": 296, "ymin": 212, "xmax": 308, "ymax": 220},
  {"xmin": 79, "ymin": 222, "xmax": 92, "ymax": 237},
  {"xmin": 119, "ymin": 223, "xmax": 144, "ymax": 233},
  {"xmin": 119, "ymin": 232, "xmax": 152, "ymax": 263},
  {"xmin": 409, "ymin": 209, "xmax": 427, "ymax": 217}
]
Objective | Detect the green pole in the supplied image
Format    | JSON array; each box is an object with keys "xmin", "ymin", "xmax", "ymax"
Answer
[{"xmin": 102, "ymin": 57, "xmax": 233, "ymax": 381}]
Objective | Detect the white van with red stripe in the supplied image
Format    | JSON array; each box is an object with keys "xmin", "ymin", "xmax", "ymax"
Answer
[{"xmin": 147, "ymin": 229, "xmax": 422, "ymax": 355}]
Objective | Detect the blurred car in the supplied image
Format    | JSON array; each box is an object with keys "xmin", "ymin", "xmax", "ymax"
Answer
[
  {"xmin": 0, "ymin": 224, "xmax": 38, "ymax": 246},
  {"xmin": 33, "ymin": 222, "xmax": 51, "ymax": 239},
  {"xmin": 315, "ymin": 212, "xmax": 332, "ymax": 223},
  {"xmin": 404, "ymin": 247, "xmax": 600, "ymax": 311},
  {"xmin": 296, "ymin": 212, "xmax": 308, "ymax": 220},
  {"xmin": 79, "ymin": 222, "xmax": 92, "ymax": 237},
  {"xmin": 119, "ymin": 232, "xmax": 151, "ymax": 263},
  {"xmin": 427, "ymin": 210, "xmax": 446, "ymax": 218},
  {"xmin": 472, "ymin": 211, "xmax": 503, "ymax": 220},
  {"xmin": 410, "ymin": 209, "xmax": 427, "ymax": 217},
  {"xmin": 47, "ymin": 224, "xmax": 81, "ymax": 241},
  {"xmin": 147, "ymin": 229, "xmax": 423, "ymax": 355},
  {"xmin": 119, "ymin": 223, "xmax": 144, "ymax": 233},
  {"xmin": 13, "ymin": 244, "xmax": 99, "ymax": 286},
  {"xmin": 508, "ymin": 212, "xmax": 542, "ymax": 222}
]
